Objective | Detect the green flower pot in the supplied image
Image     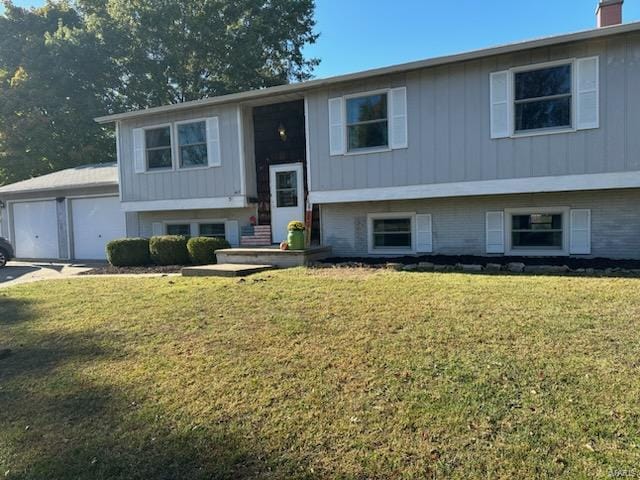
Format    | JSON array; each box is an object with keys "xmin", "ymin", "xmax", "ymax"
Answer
[{"xmin": 287, "ymin": 230, "xmax": 305, "ymax": 250}]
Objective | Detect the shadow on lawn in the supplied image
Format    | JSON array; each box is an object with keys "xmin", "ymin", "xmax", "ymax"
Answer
[{"xmin": 0, "ymin": 298, "xmax": 316, "ymax": 480}]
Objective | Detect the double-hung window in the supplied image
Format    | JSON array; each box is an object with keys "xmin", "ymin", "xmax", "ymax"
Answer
[
  {"xmin": 199, "ymin": 223, "xmax": 225, "ymax": 239},
  {"xmin": 511, "ymin": 213, "xmax": 564, "ymax": 250},
  {"xmin": 177, "ymin": 121, "xmax": 208, "ymax": 168},
  {"xmin": 145, "ymin": 126, "xmax": 173, "ymax": 170},
  {"xmin": 166, "ymin": 224, "xmax": 191, "ymax": 236},
  {"xmin": 346, "ymin": 93, "xmax": 389, "ymax": 151},
  {"xmin": 370, "ymin": 216, "xmax": 412, "ymax": 251},
  {"xmin": 514, "ymin": 64, "xmax": 572, "ymax": 133}
]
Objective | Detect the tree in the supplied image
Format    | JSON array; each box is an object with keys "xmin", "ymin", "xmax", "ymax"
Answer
[
  {"xmin": 0, "ymin": 0, "xmax": 319, "ymax": 185},
  {"xmin": 78, "ymin": 0, "xmax": 319, "ymax": 106},
  {"xmin": 0, "ymin": 1, "xmax": 118, "ymax": 184}
]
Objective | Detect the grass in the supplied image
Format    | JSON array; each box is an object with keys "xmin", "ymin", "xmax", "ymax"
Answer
[{"xmin": 1, "ymin": 268, "xmax": 639, "ymax": 479}]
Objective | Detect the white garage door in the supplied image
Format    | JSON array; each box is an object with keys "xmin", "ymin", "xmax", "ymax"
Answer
[
  {"xmin": 13, "ymin": 200, "xmax": 59, "ymax": 259},
  {"xmin": 71, "ymin": 196, "xmax": 125, "ymax": 260}
]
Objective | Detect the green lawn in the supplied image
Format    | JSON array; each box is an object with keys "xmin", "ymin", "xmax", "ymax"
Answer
[{"xmin": 1, "ymin": 269, "xmax": 639, "ymax": 479}]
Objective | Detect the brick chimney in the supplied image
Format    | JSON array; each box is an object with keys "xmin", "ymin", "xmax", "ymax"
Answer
[{"xmin": 597, "ymin": 0, "xmax": 623, "ymax": 27}]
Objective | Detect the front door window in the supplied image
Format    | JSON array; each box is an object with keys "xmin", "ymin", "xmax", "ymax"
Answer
[{"xmin": 276, "ymin": 171, "xmax": 298, "ymax": 208}]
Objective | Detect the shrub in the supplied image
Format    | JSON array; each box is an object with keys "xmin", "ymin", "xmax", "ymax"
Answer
[
  {"xmin": 187, "ymin": 237, "xmax": 231, "ymax": 265},
  {"xmin": 106, "ymin": 238, "xmax": 151, "ymax": 267},
  {"xmin": 287, "ymin": 221, "xmax": 305, "ymax": 231},
  {"xmin": 149, "ymin": 235, "xmax": 190, "ymax": 265}
]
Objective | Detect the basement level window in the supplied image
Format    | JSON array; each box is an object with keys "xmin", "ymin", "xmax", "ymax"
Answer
[
  {"xmin": 371, "ymin": 217, "xmax": 412, "ymax": 250},
  {"xmin": 511, "ymin": 213, "xmax": 563, "ymax": 249},
  {"xmin": 199, "ymin": 223, "xmax": 225, "ymax": 238},
  {"xmin": 514, "ymin": 64, "xmax": 572, "ymax": 133},
  {"xmin": 166, "ymin": 224, "xmax": 191, "ymax": 236},
  {"xmin": 346, "ymin": 93, "xmax": 389, "ymax": 151}
]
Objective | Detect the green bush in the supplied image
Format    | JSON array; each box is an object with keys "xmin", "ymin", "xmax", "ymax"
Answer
[
  {"xmin": 149, "ymin": 235, "xmax": 190, "ymax": 265},
  {"xmin": 106, "ymin": 238, "xmax": 151, "ymax": 267},
  {"xmin": 187, "ymin": 237, "xmax": 231, "ymax": 265}
]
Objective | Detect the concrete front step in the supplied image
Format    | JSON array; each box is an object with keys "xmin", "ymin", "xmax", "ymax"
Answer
[
  {"xmin": 181, "ymin": 263, "xmax": 275, "ymax": 277},
  {"xmin": 215, "ymin": 246, "xmax": 332, "ymax": 268}
]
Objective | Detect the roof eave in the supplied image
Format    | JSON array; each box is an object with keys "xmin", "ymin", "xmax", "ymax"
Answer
[
  {"xmin": 94, "ymin": 21, "xmax": 640, "ymax": 124},
  {"xmin": 0, "ymin": 181, "xmax": 119, "ymax": 197}
]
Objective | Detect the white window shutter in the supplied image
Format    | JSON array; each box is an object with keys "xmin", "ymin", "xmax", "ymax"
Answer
[
  {"xmin": 390, "ymin": 87, "xmax": 408, "ymax": 149},
  {"xmin": 151, "ymin": 222, "xmax": 163, "ymax": 237},
  {"xmin": 576, "ymin": 56, "xmax": 599, "ymax": 130},
  {"xmin": 570, "ymin": 209, "xmax": 591, "ymax": 254},
  {"xmin": 225, "ymin": 220, "xmax": 239, "ymax": 247},
  {"xmin": 415, "ymin": 214, "xmax": 432, "ymax": 253},
  {"xmin": 490, "ymin": 71, "xmax": 510, "ymax": 139},
  {"xmin": 486, "ymin": 211, "xmax": 504, "ymax": 253},
  {"xmin": 206, "ymin": 117, "xmax": 221, "ymax": 167},
  {"xmin": 133, "ymin": 128, "xmax": 145, "ymax": 173},
  {"xmin": 328, "ymin": 97, "xmax": 345, "ymax": 155}
]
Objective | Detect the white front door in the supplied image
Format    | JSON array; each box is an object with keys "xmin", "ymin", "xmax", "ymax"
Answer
[
  {"xmin": 71, "ymin": 196, "xmax": 126, "ymax": 260},
  {"xmin": 13, "ymin": 200, "xmax": 59, "ymax": 259},
  {"xmin": 270, "ymin": 163, "xmax": 304, "ymax": 244}
]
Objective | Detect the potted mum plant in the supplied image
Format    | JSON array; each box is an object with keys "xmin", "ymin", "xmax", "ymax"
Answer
[{"xmin": 287, "ymin": 221, "xmax": 306, "ymax": 250}]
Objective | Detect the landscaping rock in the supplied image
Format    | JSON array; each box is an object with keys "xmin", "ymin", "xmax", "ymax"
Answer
[
  {"xmin": 433, "ymin": 264, "xmax": 453, "ymax": 272},
  {"xmin": 386, "ymin": 262, "xmax": 404, "ymax": 271},
  {"xmin": 402, "ymin": 264, "xmax": 418, "ymax": 271},
  {"xmin": 507, "ymin": 262, "xmax": 526, "ymax": 273},
  {"xmin": 458, "ymin": 264, "xmax": 483, "ymax": 272},
  {"xmin": 418, "ymin": 261, "xmax": 435, "ymax": 271},
  {"xmin": 524, "ymin": 265, "xmax": 571, "ymax": 274},
  {"xmin": 485, "ymin": 263, "xmax": 502, "ymax": 272}
]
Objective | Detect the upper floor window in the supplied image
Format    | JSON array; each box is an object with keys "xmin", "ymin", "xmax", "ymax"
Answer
[
  {"xmin": 133, "ymin": 116, "xmax": 220, "ymax": 174},
  {"xmin": 514, "ymin": 64, "xmax": 572, "ymax": 133},
  {"xmin": 491, "ymin": 57, "xmax": 599, "ymax": 140},
  {"xmin": 346, "ymin": 93, "xmax": 389, "ymax": 151},
  {"xmin": 177, "ymin": 121, "xmax": 207, "ymax": 168},
  {"xmin": 145, "ymin": 126, "xmax": 173, "ymax": 170}
]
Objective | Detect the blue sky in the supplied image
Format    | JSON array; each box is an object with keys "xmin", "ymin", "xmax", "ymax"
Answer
[{"xmin": 3, "ymin": 0, "xmax": 640, "ymax": 79}]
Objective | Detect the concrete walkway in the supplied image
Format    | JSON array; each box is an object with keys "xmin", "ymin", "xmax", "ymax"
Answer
[{"xmin": 0, "ymin": 261, "xmax": 98, "ymax": 288}]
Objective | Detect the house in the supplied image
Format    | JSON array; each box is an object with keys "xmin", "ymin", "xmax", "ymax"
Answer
[{"xmin": 3, "ymin": 0, "xmax": 640, "ymax": 261}]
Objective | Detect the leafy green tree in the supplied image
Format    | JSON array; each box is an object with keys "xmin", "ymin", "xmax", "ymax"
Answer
[
  {"xmin": 0, "ymin": 1, "xmax": 118, "ymax": 184},
  {"xmin": 0, "ymin": 0, "xmax": 319, "ymax": 185}
]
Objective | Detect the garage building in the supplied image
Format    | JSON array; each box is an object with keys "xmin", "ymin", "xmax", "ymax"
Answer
[{"xmin": 0, "ymin": 163, "xmax": 125, "ymax": 261}]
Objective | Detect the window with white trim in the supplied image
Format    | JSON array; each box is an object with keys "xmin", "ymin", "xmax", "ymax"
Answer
[
  {"xmin": 166, "ymin": 224, "xmax": 190, "ymax": 236},
  {"xmin": 346, "ymin": 93, "xmax": 388, "ymax": 151},
  {"xmin": 371, "ymin": 217, "xmax": 412, "ymax": 250},
  {"xmin": 514, "ymin": 64, "xmax": 572, "ymax": 133},
  {"xmin": 177, "ymin": 121, "xmax": 207, "ymax": 168},
  {"xmin": 199, "ymin": 223, "xmax": 225, "ymax": 238},
  {"xmin": 511, "ymin": 213, "xmax": 563, "ymax": 250},
  {"xmin": 145, "ymin": 126, "xmax": 173, "ymax": 169}
]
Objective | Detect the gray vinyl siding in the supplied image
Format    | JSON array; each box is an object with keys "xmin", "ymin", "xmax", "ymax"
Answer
[
  {"xmin": 307, "ymin": 31, "xmax": 640, "ymax": 192},
  {"xmin": 118, "ymin": 104, "xmax": 246, "ymax": 203},
  {"xmin": 321, "ymin": 188, "xmax": 640, "ymax": 259}
]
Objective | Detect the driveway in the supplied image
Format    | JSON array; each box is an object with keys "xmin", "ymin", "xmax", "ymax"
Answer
[{"xmin": 0, "ymin": 261, "xmax": 99, "ymax": 288}]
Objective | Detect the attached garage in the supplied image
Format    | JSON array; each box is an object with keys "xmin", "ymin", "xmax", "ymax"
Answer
[
  {"xmin": 71, "ymin": 196, "xmax": 125, "ymax": 260},
  {"xmin": 0, "ymin": 163, "xmax": 123, "ymax": 261},
  {"xmin": 13, "ymin": 200, "xmax": 59, "ymax": 259}
]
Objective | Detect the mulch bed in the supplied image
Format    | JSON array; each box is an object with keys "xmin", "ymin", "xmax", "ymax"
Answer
[
  {"xmin": 320, "ymin": 254, "xmax": 640, "ymax": 270},
  {"xmin": 78, "ymin": 265, "xmax": 183, "ymax": 275}
]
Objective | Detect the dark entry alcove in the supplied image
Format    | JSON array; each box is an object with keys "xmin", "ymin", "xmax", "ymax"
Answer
[{"xmin": 252, "ymin": 100, "xmax": 320, "ymax": 243}]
